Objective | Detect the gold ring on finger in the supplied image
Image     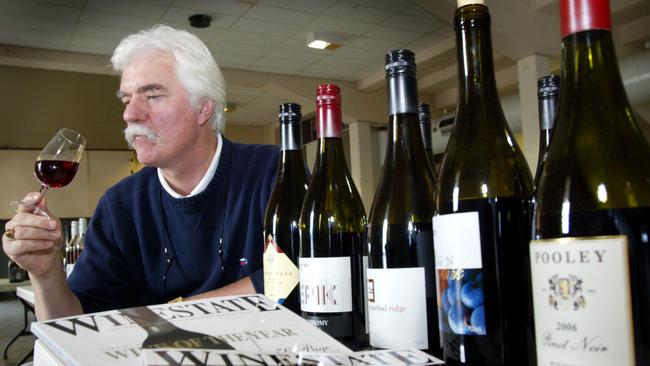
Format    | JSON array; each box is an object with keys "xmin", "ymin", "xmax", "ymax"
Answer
[{"xmin": 4, "ymin": 228, "xmax": 14, "ymax": 240}]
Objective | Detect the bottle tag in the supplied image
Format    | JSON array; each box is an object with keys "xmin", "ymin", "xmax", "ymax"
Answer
[
  {"xmin": 263, "ymin": 235, "xmax": 299, "ymax": 305},
  {"xmin": 530, "ymin": 236, "xmax": 635, "ymax": 366}
]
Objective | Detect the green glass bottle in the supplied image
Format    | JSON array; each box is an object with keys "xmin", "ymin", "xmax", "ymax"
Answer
[
  {"xmin": 263, "ymin": 103, "xmax": 309, "ymax": 313},
  {"xmin": 299, "ymin": 84, "xmax": 369, "ymax": 350},
  {"xmin": 433, "ymin": 1, "xmax": 535, "ymax": 365},
  {"xmin": 534, "ymin": 74, "xmax": 560, "ymax": 189},
  {"xmin": 367, "ymin": 49, "xmax": 440, "ymax": 356},
  {"xmin": 530, "ymin": 0, "xmax": 650, "ymax": 365},
  {"xmin": 419, "ymin": 102, "xmax": 439, "ymax": 178}
]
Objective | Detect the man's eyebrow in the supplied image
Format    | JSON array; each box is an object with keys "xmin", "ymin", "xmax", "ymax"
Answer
[{"xmin": 116, "ymin": 83, "xmax": 167, "ymax": 99}]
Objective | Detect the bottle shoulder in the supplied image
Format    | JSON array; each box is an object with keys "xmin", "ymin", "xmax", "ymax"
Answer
[
  {"xmin": 370, "ymin": 163, "xmax": 436, "ymax": 224},
  {"xmin": 437, "ymin": 126, "xmax": 534, "ymax": 201},
  {"xmin": 536, "ymin": 119, "xmax": 650, "ymax": 213}
]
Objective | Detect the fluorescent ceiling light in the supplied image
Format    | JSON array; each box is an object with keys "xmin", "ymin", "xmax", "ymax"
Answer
[{"xmin": 306, "ymin": 32, "xmax": 341, "ymax": 50}]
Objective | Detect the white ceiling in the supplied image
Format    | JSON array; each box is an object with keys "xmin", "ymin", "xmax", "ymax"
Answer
[
  {"xmin": 0, "ymin": 0, "xmax": 454, "ymax": 126},
  {"xmin": 0, "ymin": 0, "xmax": 648, "ymax": 131}
]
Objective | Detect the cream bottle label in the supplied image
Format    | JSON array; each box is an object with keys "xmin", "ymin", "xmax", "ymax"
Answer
[
  {"xmin": 530, "ymin": 236, "xmax": 634, "ymax": 366},
  {"xmin": 263, "ymin": 235, "xmax": 299, "ymax": 305}
]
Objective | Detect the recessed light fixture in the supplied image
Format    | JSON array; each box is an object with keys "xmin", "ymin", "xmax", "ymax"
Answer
[
  {"xmin": 306, "ymin": 32, "xmax": 341, "ymax": 50},
  {"xmin": 189, "ymin": 14, "xmax": 212, "ymax": 28}
]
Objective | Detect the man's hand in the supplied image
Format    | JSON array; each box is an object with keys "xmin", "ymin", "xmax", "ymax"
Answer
[{"xmin": 3, "ymin": 192, "xmax": 64, "ymax": 279}]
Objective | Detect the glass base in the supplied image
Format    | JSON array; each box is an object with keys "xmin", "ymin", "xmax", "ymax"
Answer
[{"xmin": 9, "ymin": 200, "xmax": 50, "ymax": 219}]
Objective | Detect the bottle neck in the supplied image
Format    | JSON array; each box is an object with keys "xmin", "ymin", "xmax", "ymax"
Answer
[
  {"xmin": 538, "ymin": 95, "xmax": 558, "ymax": 132},
  {"xmin": 420, "ymin": 121, "xmax": 433, "ymax": 149},
  {"xmin": 559, "ymin": 30, "xmax": 631, "ymax": 120},
  {"xmin": 316, "ymin": 101, "xmax": 342, "ymax": 139},
  {"xmin": 280, "ymin": 123, "xmax": 302, "ymax": 151},
  {"xmin": 315, "ymin": 137, "xmax": 347, "ymax": 171},
  {"xmin": 387, "ymin": 73, "xmax": 419, "ymax": 116},
  {"xmin": 455, "ymin": 5, "xmax": 500, "ymax": 109}
]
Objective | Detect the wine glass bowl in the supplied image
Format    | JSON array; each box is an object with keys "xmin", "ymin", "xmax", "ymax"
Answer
[{"xmin": 10, "ymin": 128, "xmax": 86, "ymax": 217}]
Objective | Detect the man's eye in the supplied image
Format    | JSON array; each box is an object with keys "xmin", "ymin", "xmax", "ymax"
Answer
[
  {"xmin": 121, "ymin": 99, "xmax": 130, "ymax": 105},
  {"xmin": 147, "ymin": 95, "xmax": 161, "ymax": 100}
]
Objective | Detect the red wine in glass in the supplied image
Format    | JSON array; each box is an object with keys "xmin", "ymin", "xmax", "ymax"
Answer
[
  {"xmin": 10, "ymin": 128, "xmax": 86, "ymax": 218},
  {"xmin": 34, "ymin": 160, "xmax": 80, "ymax": 188}
]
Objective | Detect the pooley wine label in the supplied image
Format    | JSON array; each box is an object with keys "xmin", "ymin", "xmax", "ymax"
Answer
[
  {"xmin": 530, "ymin": 236, "xmax": 635, "ymax": 366},
  {"xmin": 432, "ymin": 212, "xmax": 486, "ymax": 336},
  {"xmin": 263, "ymin": 234, "xmax": 300, "ymax": 305}
]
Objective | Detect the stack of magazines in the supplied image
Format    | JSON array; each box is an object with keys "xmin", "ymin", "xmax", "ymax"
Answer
[{"xmin": 31, "ymin": 294, "xmax": 445, "ymax": 366}]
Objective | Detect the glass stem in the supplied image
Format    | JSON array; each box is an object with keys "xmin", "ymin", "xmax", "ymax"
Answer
[{"xmin": 39, "ymin": 184, "xmax": 49, "ymax": 195}]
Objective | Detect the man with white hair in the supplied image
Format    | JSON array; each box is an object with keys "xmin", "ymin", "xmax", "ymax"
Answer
[{"xmin": 2, "ymin": 25, "xmax": 278, "ymax": 320}]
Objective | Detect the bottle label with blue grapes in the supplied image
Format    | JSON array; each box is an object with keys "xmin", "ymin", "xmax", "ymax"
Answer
[
  {"xmin": 433, "ymin": 211, "xmax": 486, "ymax": 336},
  {"xmin": 530, "ymin": 236, "xmax": 634, "ymax": 366}
]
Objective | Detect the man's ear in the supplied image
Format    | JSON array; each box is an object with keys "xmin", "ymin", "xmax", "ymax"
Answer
[{"xmin": 198, "ymin": 100, "xmax": 216, "ymax": 126}]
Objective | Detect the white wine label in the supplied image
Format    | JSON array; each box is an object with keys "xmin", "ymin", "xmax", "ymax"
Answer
[
  {"xmin": 262, "ymin": 234, "xmax": 299, "ymax": 305},
  {"xmin": 530, "ymin": 236, "xmax": 634, "ymax": 366},
  {"xmin": 367, "ymin": 267, "xmax": 428, "ymax": 349},
  {"xmin": 433, "ymin": 212, "xmax": 486, "ymax": 336},
  {"xmin": 299, "ymin": 257, "xmax": 352, "ymax": 313},
  {"xmin": 363, "ymin": 255, "xmax": 369, "ymax": 334}
]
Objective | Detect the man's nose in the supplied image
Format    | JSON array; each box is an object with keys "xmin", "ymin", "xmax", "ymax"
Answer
[{"xmin": 123, "ymin": 95, "xmax": 146, "ymax": 123}]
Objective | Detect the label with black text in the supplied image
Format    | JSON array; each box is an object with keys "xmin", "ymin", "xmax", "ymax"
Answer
[{"xmin": 530, "ymin": 236, "xmax": 634, "ymax": 366}]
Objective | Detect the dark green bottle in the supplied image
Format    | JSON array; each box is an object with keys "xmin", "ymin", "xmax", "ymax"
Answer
[
  {"xmin": 531, "ymin": 0, "xmax": 650, "ymax": 365},
  {"xmin": 263, "ymin": 103, "xmax": 309, "ymax": 314},
  {"xmin": 367, "ymin": 49, "xmax": 440, "ymax": 356},
  {"xmin": 299, "ymin": 84, "xmax": 368, "ymax": 350},
  {"xmin": 534, "ymin": 74, "xmax": 560, "ymax": 189},
  {"xmin": 419, "ymin": 102, "xmax": 438, "ymax": 178},
  {"xmin": 433, "ymin": 1, "xmax": 534, "ymax": 365}
]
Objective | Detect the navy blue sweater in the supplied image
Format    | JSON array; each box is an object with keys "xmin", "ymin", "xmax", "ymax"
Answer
[{"xmin": 68, "ymin": 137, "xmax": 278, "ymax": 313}]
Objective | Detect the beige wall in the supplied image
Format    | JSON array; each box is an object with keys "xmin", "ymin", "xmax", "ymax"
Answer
[{"xmin": 224, "ymin": 124, "xmax": 278, "ymax": 145}]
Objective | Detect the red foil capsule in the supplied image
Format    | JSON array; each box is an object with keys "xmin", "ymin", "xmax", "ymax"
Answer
[
  {"xmin": 316, "ymin": 84, "xmax": 343, "ymax": 138},
  {"xmin": 560, "ymin": 0, "xmax": 612, "ymax": 38}
]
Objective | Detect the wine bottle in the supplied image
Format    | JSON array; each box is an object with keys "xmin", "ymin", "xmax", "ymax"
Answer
[
  {"xmin": 263, "ymin": 102, "xmax": 309, "ymax": 313},
  {"xmin": 367, "ymin": 49, "xmax": 440, "ymax": 355},
  {"xmin": 419, "ymin": 102, "xmax": 438, "ymax": 177},
  {"xmin": 119, "ymin": 306, "xmax": 233, "ymax": 349},
  {"xmin": 299, "ymin": 84, "xmax": 369, "ymax": 350},
  {"xmin": 8, "ymin": 260, "xmax": 26, "ymax": 283},
  {"xmin": 534, "ymin": 74, "xmax": 560, "ymax": 189},
  {"xmin": 66, "ymin": 220, "xmax": 78, "ymax": 277},
  {"xmin": 530, "ymin": 0, "xmax": 650, "ymax": 365},
  {"xmin": 433, "ymin": 1, "xmax": 535, "ymax": 365}
]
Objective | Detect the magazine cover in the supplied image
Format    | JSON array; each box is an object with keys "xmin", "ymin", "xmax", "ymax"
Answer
[{"xmin": 31, "ymin": 294, "xmax": 350, "ymax": 366}]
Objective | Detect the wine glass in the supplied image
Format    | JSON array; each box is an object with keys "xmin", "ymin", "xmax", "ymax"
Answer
[{"xmin": 10, "ymin": 128, "xmax": 86, "ymax": 218}]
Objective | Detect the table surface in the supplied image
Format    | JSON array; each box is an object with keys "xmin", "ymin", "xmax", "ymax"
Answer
[
  {"xmin": 16, "ymin": 285, "xmax": 34, "ymax": 306},
  {"xmin": 0, "ymin": 278, "xmax": 30, "ymax": 293}
]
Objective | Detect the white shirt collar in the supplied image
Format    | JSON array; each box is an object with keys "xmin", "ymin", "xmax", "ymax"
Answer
[{"xmin": 157, "ymin": 134, "xmax": 223, "ymax": 198}]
